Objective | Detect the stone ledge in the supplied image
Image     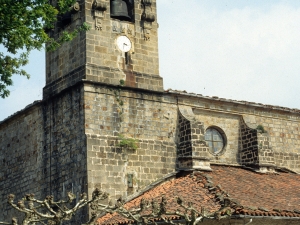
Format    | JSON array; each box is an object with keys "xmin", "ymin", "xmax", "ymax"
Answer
[
  {"xmin": 166, "ymin": 89, "xmax": 300, "ymax": 116},
  {"xmin": 0, "ymin": 100, "xmax": 42, "ymax": 126}
]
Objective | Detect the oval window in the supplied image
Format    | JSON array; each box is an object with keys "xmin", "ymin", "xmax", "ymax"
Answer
[{"xmin": 205, "ymin": 127, "xmax": 226, "ymax": 155}]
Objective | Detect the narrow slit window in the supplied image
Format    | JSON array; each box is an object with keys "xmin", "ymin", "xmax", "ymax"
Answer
[{"xmin": 125, "ymin": 52, "xmax": 129, "ymax": 65}]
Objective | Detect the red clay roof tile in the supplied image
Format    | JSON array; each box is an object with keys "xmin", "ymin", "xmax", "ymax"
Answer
[{"xmin": 97, "ymin": 165, "xmax": 300, "ymax": 224}]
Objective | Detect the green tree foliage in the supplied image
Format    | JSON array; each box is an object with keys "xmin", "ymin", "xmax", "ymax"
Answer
[{"xmin": 0, "ymin": 0, "xmax": 89, "ymax": 98}]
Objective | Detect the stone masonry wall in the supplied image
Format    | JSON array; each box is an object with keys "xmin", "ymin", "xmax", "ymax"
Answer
[
  {"xmin": 84, "ymin": 83, "xmax": 177, "ymax": 200},
  {"xmin": 176, "ymin": 94, "xmax": 300, "ymax": 172},
  {"xmin": 44, "ymin": 0, "xmax": 86, "ymax": 98},
  {"xmin": 257, "ymin": 132, "xmax": 275, "ymax": 167},
  {"xmin": 239, "ymin": 118, "xmax": 259, "ymax": 165},
  {"xmin": 239, "ymin": 120, "xmax": 275, "ymax": 168},
  {"xmin": 0, "ymin": 103, "xmax": 44, "ymax": 221},
  {"xmin": 84, "ymin": 0, "xmax": 160, "ymax": 75},
  {"xmin": 178, "ymin": 115, "xmax": 192, "ymax": 157},
  {"xmin": 84, "ymin": 0, "xmax": 163, "ymax": 92},
  {"xmin": 42, "ymin": 86, "xmax": 88, "ymax": 223},
  {"xmin": 0, "ymin": 85, "xmax": 88, "ymax": 223},
  {"xmin": 1, "ymin": 84, "xmax": 300, "ymax": 221},
  {"xmin": 45, "ymin": 0, "xmax": 163, "ymax": 98},
  {"xmin": 86, "ymin": 135, "xmax": 176, "ymax": 200},
  {"xmin": 177, "ymin": 107, "xmax": 211, "ymax": 170},
  {"xmin": 193, "ymin": 109, "xmax": 241, "ymax": 165},
  {"xmin": 45, "ymin": 30, "xmax": 86, "ymax": 93},
  {"xmin": 85, "ymin": 85, "xmax": 300, "ymax": 201},
  {"xmin": 251, "ymin": 115, "xmax": 300, "ymax": 171}
]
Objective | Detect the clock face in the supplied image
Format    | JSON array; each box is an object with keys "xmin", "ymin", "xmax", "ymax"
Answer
[{"xmin": 116, "ymin": 36, "xmax": 132, "ymax": 52}]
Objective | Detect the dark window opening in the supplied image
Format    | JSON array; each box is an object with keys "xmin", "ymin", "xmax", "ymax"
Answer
[{"xmin": 125, "ymin": 52, "xmax": 129, "ymax": 65}]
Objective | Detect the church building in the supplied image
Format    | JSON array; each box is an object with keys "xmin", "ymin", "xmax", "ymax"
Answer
[{"xmin": 0, "ymin": 0, "xmax": 300, "ymax": 224}]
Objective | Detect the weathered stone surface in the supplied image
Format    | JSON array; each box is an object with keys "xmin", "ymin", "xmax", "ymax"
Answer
[
  {"xmin": 44, "ymin": 0, "xmax": 163, "ymax": 99},
  {"xmin": 0, "ymin": 87, "xmax": 88, "ymax": 223},
  {"xmin": 1, "ymin": 0, "xmax": 300, "ymax": 223},
  {"xmin": 2, "ymin": 82, "xmax": 300, "ymax": 222}
]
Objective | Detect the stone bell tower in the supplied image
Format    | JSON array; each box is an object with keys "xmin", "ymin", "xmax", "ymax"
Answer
[
  {"xmin": 44, "ymin": 0, "xmax": 163, "ymax": 98},
  {"xmin": 40, "ymin": 0, "xmax": 169, "ymax": 222},
  {"xmin": 37, "ymin": 1, "xmax": 174, "ymax": 223}
]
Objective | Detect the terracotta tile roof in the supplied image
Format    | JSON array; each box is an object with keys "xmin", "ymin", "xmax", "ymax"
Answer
[
  {"xmin": 97, "ymin": 172, "xmax": 221, "ymax": 225},
  {"xmin": 209, "ymin": 165, "xmax": 300, "ymax": 217},
  {"xmin": 97, "ymin": 165, "xmax": 300, "ymax": 224}
]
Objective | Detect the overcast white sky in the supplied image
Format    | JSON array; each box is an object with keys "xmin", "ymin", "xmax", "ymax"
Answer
[{"xmin": 1, "ymin": 0, "xmax": 300, "ymax": 121}]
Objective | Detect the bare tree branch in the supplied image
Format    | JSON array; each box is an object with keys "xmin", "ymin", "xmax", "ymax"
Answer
[
  {"xmin": 91, "ymin": 194, "xmax": 233, "ymax": 225},
  {"xmin": 1, "ymin": 189, "xmax": 234, "ymax": 225}
]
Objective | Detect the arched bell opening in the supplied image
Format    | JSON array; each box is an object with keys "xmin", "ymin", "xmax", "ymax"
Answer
[{"xmin": 110, "ymin": 0, "xmax": 134, "ymax": 22}]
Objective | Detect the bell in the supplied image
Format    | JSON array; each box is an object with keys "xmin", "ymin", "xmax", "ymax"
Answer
[{"xmin": 111, "ymin": 0, "xmax": 131, "ymax": 21}]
